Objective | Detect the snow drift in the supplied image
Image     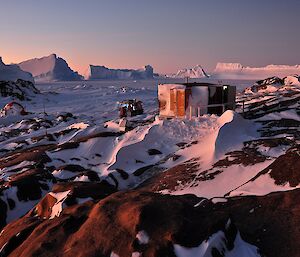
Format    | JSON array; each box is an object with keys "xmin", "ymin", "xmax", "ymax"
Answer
[
  {"xmin": 213, "ymin": 111, "xmax": 258, "ymax": 159},
  {"xmin": 0, "ymin": 57, "xmax": 34, "ymax": 83},
  {"xmin": 214, "ymin": 62, "xmax": 300, "ymax": 79},
  {"xmin": 18, "ymin": 54, "xmax": 83, "ymax": 82},
  {"xmin": 87, "ymin": 65, "xmax": 154, "ymax": 80}
]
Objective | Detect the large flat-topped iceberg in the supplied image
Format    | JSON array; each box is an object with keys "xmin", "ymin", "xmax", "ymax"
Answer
[
  {"xmin": 18, "ymin": 54, "xmax": 83, "ymax": 82},
  {"xmin": 87, "ymin": 64, "xmax": 154, "ymax": 80},
  {"xmin": 214, "ymin": 62, "xmax": 300, "ymax": 79},
  {"xmin": 169, "ymin": 65, "xmax": 209, "ymax": 78},
  {"xmin": 0, "ymin": 57, "xmax": 34, "ymax": 83}
]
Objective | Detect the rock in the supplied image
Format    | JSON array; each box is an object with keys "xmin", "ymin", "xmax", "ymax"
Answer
[
  {"xmin": 0, "ymin": 79, "xmax": 40, "ymax": 100},
  {"xmin": 247, "ymin": 145, "xmax": 300, "ymax": 187},
  {"xmin": 256, "ymin": 76, "xmax": 284, "ymax": 87},
  {"xmin": 0, "ymin": 167, "xmax": 55, "ymax": 227},
  {"xmin": 29, "ymin": 180, "xmax": 117, "ymax": 220},
  {"xmin": 0, "ymin": 102, "xmax": 28, "ymax": 117},
  {"xmin": 2, "ymin": 189, "xmax": 300, "ymax": 256},
  {"xmin": 246, "ymin": 76, "xmax": 284, "ymax": 93},
  {"xmin": 283, "ymin": 75, "xmax": 300, "ymax": 86},
  {"xmin": 147, "ymin": 149, "xmax": 162, "ymax": 156},
  {"xmin": 56, "ymin": 112, "xmax": 74, "ymax": 122}
]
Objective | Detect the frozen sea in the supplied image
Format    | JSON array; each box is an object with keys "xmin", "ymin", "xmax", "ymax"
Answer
[{"xmin": 30, "ymin": 78, "xmax": 255, "ymax": 125}]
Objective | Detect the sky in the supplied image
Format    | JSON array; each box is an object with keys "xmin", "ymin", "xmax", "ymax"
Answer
[{"xmin": 1, "ymin": 0, "xmax": 300, "ymax": 75}]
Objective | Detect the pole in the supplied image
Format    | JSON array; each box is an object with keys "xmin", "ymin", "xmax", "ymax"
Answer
[{"xmin": 43, "ymin": 102, "xmax": 48, "ymax": 136}]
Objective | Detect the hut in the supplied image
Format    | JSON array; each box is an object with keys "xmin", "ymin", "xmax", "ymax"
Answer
[{"xmin": 158, "ymin": 82, "xmax": 236, "ymax": 118}]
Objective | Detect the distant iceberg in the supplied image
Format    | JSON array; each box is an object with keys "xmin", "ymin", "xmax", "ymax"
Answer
[
  {"xmin": 0, "ymin": 57, "xmax": 34, "ymax": 83},
  {"xmin": 87, "ymin": 64, "xmax": 154, "ymax": 80},
  {"xmin": 18, "ymin": 54, "xmax": 83, "ymax": 82},
  {"xmin": 169, "ymin": 65, "xmax": 209, "ymax": 78},
  {"xmin": 213, "ymin": 62, "xmax": 300, "ymax": 79}
]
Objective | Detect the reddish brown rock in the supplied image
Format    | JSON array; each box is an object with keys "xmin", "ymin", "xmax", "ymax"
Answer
[
  {"xmin": 1, "ymin": 189, "xmax": 300, "ymax": 257},
  {"xmin": 247, "ymin": 145, "xmax": 300, "ymax": 187}
]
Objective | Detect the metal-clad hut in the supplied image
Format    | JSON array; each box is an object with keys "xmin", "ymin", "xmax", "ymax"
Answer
[{"xmin": 158, "ymin": 82, "xmax": 236, "ymax": 118}]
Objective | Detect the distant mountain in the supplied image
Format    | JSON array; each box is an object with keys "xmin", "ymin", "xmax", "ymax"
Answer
[
  {"xmin": 0, "ymin": 57, "xmax": 34, "ymax": 83},
  {"xmin": 169, "ymin": 65, "xmax": 209, "ymax": 78},
  {"xmin": 18, "ymin": 54, "xmax": 83, "ymax": 82},
  {"xmin": 213, "ymin": 62, "xmax": 300, "ymax": 79},
  {"xmin": 87, "ymin": 65, "xmax": 154, "ymax": 80}
]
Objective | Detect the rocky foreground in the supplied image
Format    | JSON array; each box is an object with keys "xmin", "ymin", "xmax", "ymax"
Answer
[{"xmin": 0, "ymin": 78, "xmax": 300, "ymax": 257}]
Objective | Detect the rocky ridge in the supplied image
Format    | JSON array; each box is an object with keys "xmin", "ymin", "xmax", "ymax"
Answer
[{"xmin": 0, "ymin": 79, "xmax": 299, "ymax": 256}]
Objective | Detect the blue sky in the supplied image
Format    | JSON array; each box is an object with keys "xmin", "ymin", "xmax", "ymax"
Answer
[{"xmin": 1, "ymin": 0, "xmax": 300, "ymax": 74}]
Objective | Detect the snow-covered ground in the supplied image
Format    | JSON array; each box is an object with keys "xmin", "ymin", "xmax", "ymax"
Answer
[
  {"xmin": 0, "ymin": 76, "xmax": 300, "ymax": 257},
  {"xmin": 1, "ymin": 78, "xmax": 253, "ymax": 124},
  {"xmin": 0, "ymin": 77, "xmax": 298, "ymax": 212}
]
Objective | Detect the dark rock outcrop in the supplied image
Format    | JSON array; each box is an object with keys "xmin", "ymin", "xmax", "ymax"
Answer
[
  {"xmin": 0, "ymin": 79, "xmax": 40, "ymax": 100},
  {"xmin": 248, "ymin": 76, "xmax": 284, "ymax": 93},
  {"xmin": 2, "ymin": 189, "xmax": 300, "ymax": 257}
]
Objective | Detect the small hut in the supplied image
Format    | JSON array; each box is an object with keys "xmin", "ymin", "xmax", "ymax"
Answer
[{"xmin": 158, "ymin": 82, "xmax": 236, "ymax": 118}]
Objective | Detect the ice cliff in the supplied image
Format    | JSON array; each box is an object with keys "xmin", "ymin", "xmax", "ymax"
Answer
[
  {"xmin": 214, "ymin": 62, "xmax": 300, "ymax": 79},
  {"xmin": 18, "ymin": 54, "xmax": 83, "ymax": 82},
  {"xmin": 87, "ymin": 64, "xmax": 154, "ymax": 80}
]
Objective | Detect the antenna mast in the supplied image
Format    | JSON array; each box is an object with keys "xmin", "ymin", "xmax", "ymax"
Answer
[{"xmin": 43, "ymin": 102, "xmax": 48, "ymax": 136}]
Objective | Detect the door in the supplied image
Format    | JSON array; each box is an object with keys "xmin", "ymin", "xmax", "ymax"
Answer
[
  {"xmin": 176, "ymin": 89, "xmax": 186, "ymax": 117},
  {"xmin": 169, "ymin": 88, "xmax": 186, "ymax": 117},
  {"xmin": 208, "ymin": 87, "xmax": 223, "ymax": 115},
  {"xmin": 170, "ymin": 89, "xmax": 176, "ymax": 114}
]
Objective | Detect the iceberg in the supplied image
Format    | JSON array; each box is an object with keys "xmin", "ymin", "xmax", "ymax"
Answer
[
  {"xmin": 0, "ymin": 57, "xmax": 34, "ymax": 83},
  {"xmin": 214, "ymin": 62, "xmax": 300, "ymax": 79},
  {"xmin": 169, "ymin": 65, "xmax": 209, "ymax": 78},
  {"xmin": 18, "ymin": 54, "xmax": 83, "ymax": 82},
  {"xmin": 87, "ymin": 64, "xmax": 154, "ymax": 80}
]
